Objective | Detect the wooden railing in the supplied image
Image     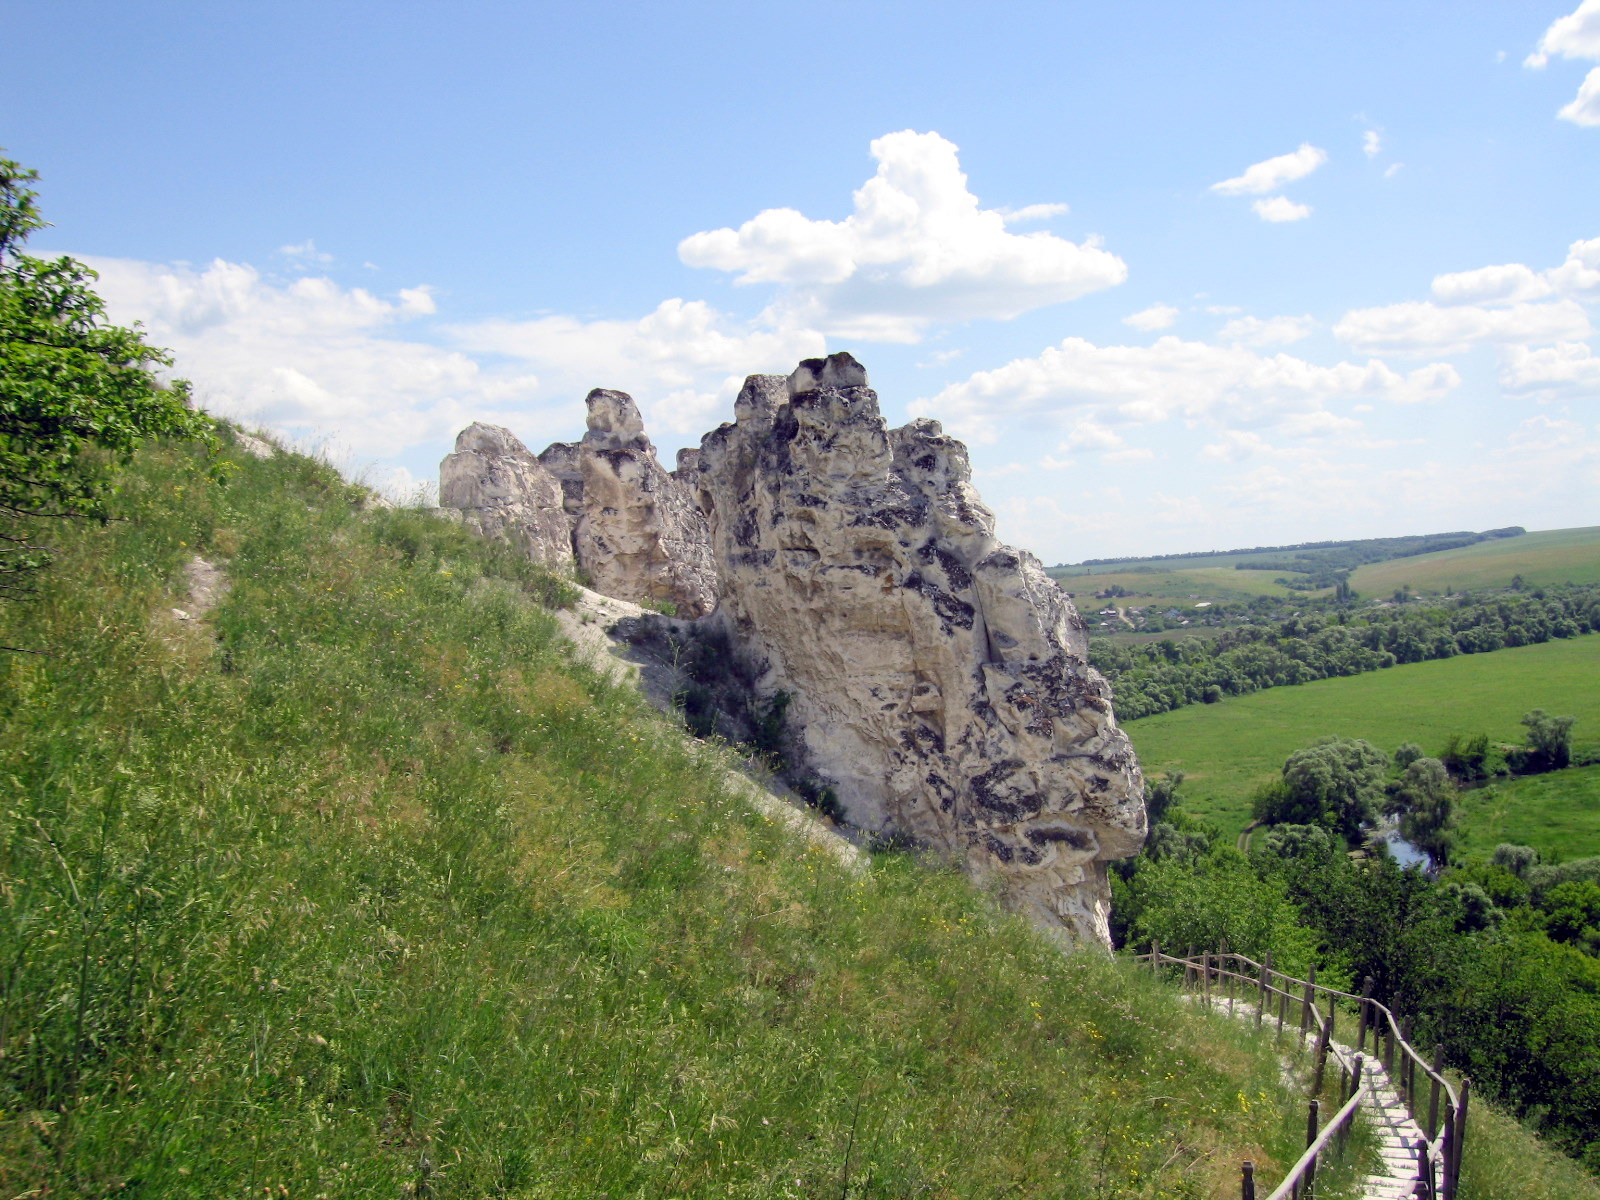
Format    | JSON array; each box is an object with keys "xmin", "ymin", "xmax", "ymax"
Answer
[{"xmin": 1133, "ymin": 946, "xmax": 1469, "ymax": 1200}]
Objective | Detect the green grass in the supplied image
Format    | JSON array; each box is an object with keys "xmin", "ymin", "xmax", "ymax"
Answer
[
  {"xmin": 1452, "ymin": 765, "xmax": 1600, "ymax": 862},
  {"xmin": 1460, "ymin": 1096, "xmax": 1600, "ymax": 1200},
  {"xmin": 0, "ymin": 430, "xmax": 1346, "ymax": 1199},
  {"xmin": 1054, "ymin": 566, "xmax": 1324, "ymax": 611},
  {"xmin": 1123, "ymin": 635, "xmax": 1600, "ymax": 837},
  {"xmin": 1349, "ymin": 525, "xmax": 1600, "ymax": 596}
]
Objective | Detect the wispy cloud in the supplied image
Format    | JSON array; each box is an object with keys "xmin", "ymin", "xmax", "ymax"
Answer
[{"xmin": 1211, "ymin": 143, "xmax": 1328, "ymax": 195}]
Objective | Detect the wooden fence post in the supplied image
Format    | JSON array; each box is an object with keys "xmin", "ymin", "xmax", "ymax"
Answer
[
  {"xmin": 1311, "ymin": 1017, "xmax": 1331, "ymax": 1097},
  {"xmin": 1337, "ymin": 1056, "xmax": 1363, "ymax": 1154},
  {"xmin": 1303, "ymin": 1098, "xmax": 1321, "ymax": 1198},
  {"xmin": 1447, "ymin": 1077, "xmax": 1471, "ymax": 1199},
  {"xmin": 1185, "ymin": 944, "xmax": 1195, "ymax": 990},
  {"xmin": 1151, "ymin": 939, "xmax": 1160, "ymax": 975},
  {"xmin": 1258, "ymin": 952, "xmax": 1271, "ymax": 1030},
  {"xmin": 1356, "ymin": 977, "xmax": 1373, "ymax": 1054},
  {"xmin": 1427, "ymin": 1044, "xmax": 1443, "ymax": 1140},
  {"xmin": 1300, "ymin": 963, "xmax": 1316, "ymax": 1041},
  {"xmin": 1202, "ymin": 952, "xmax": 1212, "ymax": 1010},
  {"xmin": 1240, "ymin": 1160, "xmax": 1256, "ymax": 1200},
  {"xmin": 1400, "ymin": 1016, "xmax": 1415, "ymax": 1115}
]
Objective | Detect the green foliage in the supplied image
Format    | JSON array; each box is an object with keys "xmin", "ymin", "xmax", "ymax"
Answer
[
  {"xmin": 1125, "ymin": 634, "xmax": 1600, "ymax": 837},
  {"xmin": 1540, "ymin": 881, "xmax": 1600, "ymax": 948},
  {"xmin": 1393, "ymin": 757, "xmax": 1458, "ymax": 865},
  {"xmin": 1144, "ymin": 769, "xmax": 1184, "ymax": 824},
  {"xmin": 1262, "ymin": 736, "xmax": 1388, "ymax": 841},
  {"xmin": 1095, "ymin": 582, "xmax": 1600, "ymax": 720},
  {"xmin": 1123, "ymin": 846, "xmax": 1322, "ymax": 977},
  {"xmin": 0, "ymin": 434, "xmax": 1336, "ymax": 1196},
  {"xmin": 1520, "ymin": 707, "xmax": 1577, "ymax": 772},
  {"xmin": 0, "ymin": 155, "xmax": 213, "ymax": 592},
  {"xmin": 1394, "ymin": 741, "xmax": 1424, "ymax": 768},
  {"xmin": 1493, "ymin": 843, "xmax": 1541, "ymax": 878}
]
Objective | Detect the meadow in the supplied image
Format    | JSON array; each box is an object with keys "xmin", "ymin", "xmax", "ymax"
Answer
[
  {"xmin": 1051, "ymin": 565, "xmax": 1324, "ymax": 609},
  {"xmin": 1453, "ymin": 764, "xmax": 1600, "ymax": 861},
  {"xmin": 1349, "ymin": 525, "xmax": 1600, "ymax": 596},
  {"xmin": 1123, "ymin": 634, "xmax": 1600, "ymax": 837},
  {"xmin": 0, "ymin": 430, "xmax": 1348, "ymax": 1199}
]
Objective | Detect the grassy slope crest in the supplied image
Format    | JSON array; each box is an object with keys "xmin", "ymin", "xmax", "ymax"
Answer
[{"xmin": 0, "ymin": 433, "xmax": 1340, "ymax": 1199}]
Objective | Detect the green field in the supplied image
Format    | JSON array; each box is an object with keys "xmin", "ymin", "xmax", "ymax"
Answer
[
  {"xmin": 1349, "ymin": 525, "xmax": 1600, "ymax": 596},
  {"xmin": 1454, "ymin": 765, "xmax": 1600, "ymax": 862},
  {"xmin": 1124, "ymin": 634, "xmax": 1600, "ymax": 836},
  {"xmin": 1055, "ymin": 565, "xmax": 1324, "ymax": 611}
]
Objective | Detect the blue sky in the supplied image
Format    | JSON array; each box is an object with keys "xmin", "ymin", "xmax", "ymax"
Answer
[{"xmin": 9, "ymin": 1, "xmax": 1598, "ymax": 561}]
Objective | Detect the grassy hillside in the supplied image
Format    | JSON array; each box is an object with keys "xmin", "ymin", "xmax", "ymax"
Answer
[
  {"xmin": 0, "ymin": 431, "xmax": 1343, "ymax": 1198},
  {"xmin": 1349, "ymin": 525, "xmax": 1600, "ymax": 596},
  {"xmin": 1124, "ymin": 635, "xmax": 1600, "ymax": 836},
  {"xmin": 1454, "ymin": 765, "xmax": 1600, "ymax": 861}
]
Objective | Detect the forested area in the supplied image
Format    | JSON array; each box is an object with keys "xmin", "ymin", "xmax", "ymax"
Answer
[
  {"xmin": 1115, "ymin": 727, "xmax": 1600, "ymax": 1174},
  {"xmin": 1093, "ymin": 583, "xmax": 1600, "ymax": 720}
]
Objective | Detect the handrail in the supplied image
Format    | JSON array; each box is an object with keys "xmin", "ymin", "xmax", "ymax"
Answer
[
  {"xmin": 1134, "ymin": 946, "xmax": 1469, "ymax": 1200},
  {"xmin": 1262, "ymin": 1071, "xmax": 1365, "ymax": 1200}
]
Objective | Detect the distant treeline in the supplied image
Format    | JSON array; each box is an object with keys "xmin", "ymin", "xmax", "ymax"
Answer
[
  {"xmin": 1064, "ymin": 526, "xmax": 1524, "ymax": 573},
  {"xmin": 1095, "ymin": 583, "xmax": 1600, "ymax": 721}
]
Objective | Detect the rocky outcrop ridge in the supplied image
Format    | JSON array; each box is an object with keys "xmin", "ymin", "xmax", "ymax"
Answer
[
  {"xmin": 688, "ymin": 355, "xmax": 1144, "ymax": 944},
  {"xmin": 439, "ymin": 397, "xmax": 719, "ymax": 618},
  {"xmin": 443, "ymin": 355, "xmax": 1145, "ymax": 945},
  {"xmin": 439, "ymin": 422, "xmax": 576, "ymax": 572},
  {"xmin": 573, "ymin": 390, "xmax": 718, "ymax": 619}
]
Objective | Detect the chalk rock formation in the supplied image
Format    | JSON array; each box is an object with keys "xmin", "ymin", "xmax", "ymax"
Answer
[
  {"xmin": 536, "ymin": 441, "xmax": 586, "ymax": 519},
  {"xmin": 439, "ymin": 422, "xmax": 575, "ymax": 572},
  {"xmin": 690, "ymin": 354, "xmax": 1145, "ymax": 944},
  {"xmin": 574, "ymin": 389, "xmax": 719, "ymax": 619}
]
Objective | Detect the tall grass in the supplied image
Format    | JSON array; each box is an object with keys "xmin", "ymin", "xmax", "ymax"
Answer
[{"xmin": 1, "ymin": 431, "xmax": 1353, "ymax": 1197}]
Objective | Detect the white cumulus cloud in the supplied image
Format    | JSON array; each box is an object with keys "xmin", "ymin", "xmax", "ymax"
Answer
[
  {"xmin": 1219, "ymin": 314, "xmax": 1316, "ymax": 346},
  {"xmin": 1526, "ymin": 0, "xmax": 1600, "ymax": 124},
  {"xmin": 1334, "ymin": 299, "xmax": 1592, "ymax": 356},
  {"xmin": 1559, "ymin": 67, "xmax": 1600, "ymax": 124},
  {"xmin": 1211, "ymin": 143, "xmax": 1328, "ymax": 195},
  {"xmin": 678, "ymin": 130, "xmax": 1127, "ymax": 343},
  {"xmin": 1430, "ymin": 262, "xmax": 1554, "ymax": 306},
  {"xmin": 909, "ymin": 335, "xmax": 1459, "ymax": 447},
  {"xmin": 448, "ymin": 299, "xmax": 825, "ymax": 436},
  {"xmin": 1363, "ymin": 130, "xmax": 1382, "ymax": 158},
  {"xmin": 1252, "ymin": 196, "xmax": 1313, "ymax": 223},
  {"xmin": 81, "ymin": 255, "xmax": 505, "ymax": 459},
  {"xmin": 1500, "ymin": 341, "xmax": 1600, "ymax": 398},
  {"xmin": 1526, "ymin": 0, "xmax": 1600, "ymax": 68},
  {"xmin": 1123, "ymin": 303, "xmax": 1180, "ymax": 331}
]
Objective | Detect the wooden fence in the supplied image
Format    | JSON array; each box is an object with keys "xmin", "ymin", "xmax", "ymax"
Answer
[{"xmin": 1134, "ymin": 946, "xmax": 1468, "ymax": 1200}]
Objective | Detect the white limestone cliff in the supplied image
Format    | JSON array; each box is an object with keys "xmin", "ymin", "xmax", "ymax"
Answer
[
  {"xmin": 439, "ymin": 422, "xmax": 576, "ymax": 573},
  {"xmin": 573, "ymin": 389, "xmax": 719, "ymax": 619},
  {"xmin": 442, "ymin": 357, "xmax": 1145, "ymax": 945},
  {"xmin": 688, "ymin": 355, "xmax": 1145, "ymax": 945}
]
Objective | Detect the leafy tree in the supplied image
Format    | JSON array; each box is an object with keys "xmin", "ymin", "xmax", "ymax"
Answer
[
  {"xmin": 1391, "ymin": 756, "xmax": 1456, "ymax": 866},
  {"xmin": 1258, "ymin": 736, "xmax": 1388, "ymax": 841},
  {"xmin": 1541, "ymin": 881, "xmax": 1600, "ymax": 948},
  {"xmin": 1, "ymin": 155, "xmax": 212, "ymax": 593},
  {"xmin": 1393, "ymin": 741, "xmax": 1423, "ymax": 769},
  {"xmin": 1144, "ymin": 770, "xmax": 1184, "ymax": 824},
  {"xmin": 1519, "ymin": 708, "xmax": 1576, "ymax": 773},
  {"xmin": 1125, "ymin": 846, "xmax": 1321, "ymax": 976},
  {"xmin": 1493, "ymin": 843, "xmax": 1540, "ymax": 879}
]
